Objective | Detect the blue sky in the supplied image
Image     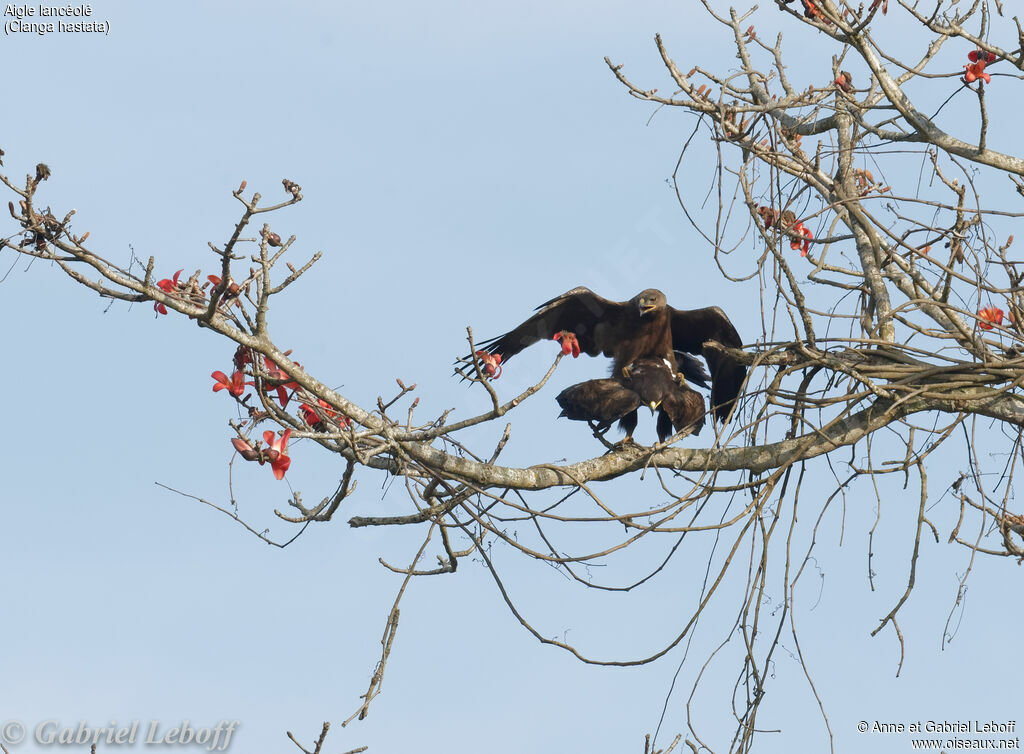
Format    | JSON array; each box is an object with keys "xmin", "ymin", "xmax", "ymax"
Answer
[{"xmin": 2, "ymin": 2, "xmax": 1022, "ymax": 753}]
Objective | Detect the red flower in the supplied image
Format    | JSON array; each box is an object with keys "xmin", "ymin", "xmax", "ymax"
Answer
[
  {"xmin": 834, "ymin": 71, "xmax": 853, "ymax": 92},
  {"xmin": 229, "ymin": 431, "xmax": 293, "ymax": 479},
  {"xmin": 964, "ymin": 51, "xmax": 995, "ymax": 85},
  {"xmin": 263, "ymin": 429, "xmax": 292, "ymax": 480},
  {"xmin": 299, "ymin": 399, "xmax": 351, "ymax": 429},
  {"xmin": 298, "ymin": 403, "xmax": 320, "ymax": 425},
  {"xmin": 802, "ymin": 0, "xmax": 830, "ymax": 22},
  {"xmin": 208, "ymin": 274, "xmax": 241, "ymax": 306},
  {"xmin": 233, "ymin": 345, "xmax": 253, "ymax": 370},
  {"xmin": 230, "ymin": 437, "xmax": 260, "ymax": 461},
  {"xmin": 789, "ymin": 222, "xmax": 813, "ymax": 256},
  {"xmin": 978, "ymin": 306, "xmax": 1004, "ymax": 330},
  {"xmin": 757, "ymin": 205, "xmax": 780, "ymax": 228},
  {"xmin": 211, "ymin": 370, "xmax": 251, "ymax": 397},
  {"xmin": 154, "ymin": 269, "xmax": 183, "ymax": 315},
  {"xmin": 964, "ymin": 62, "xmax": 991, "ymax": 84},
  {"xmin": 553, "ymin": 330, "xmax": 581, "ymax": 358},
  {"xmin": 474, "ymin": 351, "xmax": 503, "ymax": 379},
  {"xmin": 263, "ymin": 357, "xmax": 301, "ymax": 407}
]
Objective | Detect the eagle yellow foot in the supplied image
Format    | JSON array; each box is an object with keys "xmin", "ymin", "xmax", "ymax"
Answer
[{"xmin": 612, "ymin": 435, "xmax": 638, "ymax": 449}]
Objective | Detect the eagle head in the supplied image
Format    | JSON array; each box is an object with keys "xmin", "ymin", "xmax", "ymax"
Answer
[{"xmin": 634, "ymin": 289, "xmax": 667, "ymax": 317}]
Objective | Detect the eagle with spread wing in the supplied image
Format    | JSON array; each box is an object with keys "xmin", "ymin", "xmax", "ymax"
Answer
[
  {"xmin": 472, "ymin": 287, "xmax": 746, "ymax": 422},
  {"xmin": 555, "ymin": 357, "xmax": 706, "ymax": 443}
]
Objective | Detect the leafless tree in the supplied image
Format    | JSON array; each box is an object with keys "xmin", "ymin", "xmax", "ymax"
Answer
[{"xmin": 4, "ymin": 1, "xmax": 1024, "ymax": 751}]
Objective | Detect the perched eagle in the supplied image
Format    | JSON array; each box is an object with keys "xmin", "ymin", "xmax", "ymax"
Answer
[
  {"xmin": 556, "ymin": 358, "xmax": 705, "ymax": 443},
  {"xmin": 475, "ymin": 287, "xmax": 746, "ymax": 422}
]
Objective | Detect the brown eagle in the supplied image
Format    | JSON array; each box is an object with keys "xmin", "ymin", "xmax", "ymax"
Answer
[
  {"xmin": 474, "ymin": 287, "xmax": 745, "ymax": 422},
  {"xmin": 556, "ymin": 357, "xmax": 706, "ymax": 443}
]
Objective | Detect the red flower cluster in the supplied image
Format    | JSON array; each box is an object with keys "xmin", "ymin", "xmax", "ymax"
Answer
[
  {"xmin": 964, "ymin": 50, "xmax": 996, "ymax": 84},
  {"xmin": 209, "ymin": 348, "xmax": 319, "ymax": 480},
  {"xmin": 978, "ymin": 306, "xmax": 1004, "ymax": 330},
  {"xmin": 554, "ymin": 330, "xmax": 581, "ymax": 358},
  {"xmin": 211, "ymin": 352, "xmax": 301, "ymax": 408},
  {"xmin": 756, "ymin": 206, "xmax": 813, "ymax": 256},
  {"xmin": 474, "ymin": 351, "xmax": 503, "ymax": 379},
  {"xmin": 154, "ymin": 269, "xmax": 246, "ymax": 316}
]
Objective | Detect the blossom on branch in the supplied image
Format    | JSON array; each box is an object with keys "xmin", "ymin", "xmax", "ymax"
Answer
[
  {"xmin": 790, "ymin": 222, "xmax": 813, "ymax": 257},
  {"xmin": 154, "ymin": 269, "xmax": 183, "ymax": 315},
  {"xmin": 230, "ymin": 437, "xmax": 260, "ymax": 462},
  {"xmin": 263, "ymin": 429, "xmax": 292, "ymax": 480},
  {"xmin": 299, "ymin": 399, "xmax": 351, "ymax": 430},
  {"xmin": 978, "ymin": 306, "xmax": 1004, "ymax": 330},
  {"xmin": 263, "ymin": 357, "xmax": 301, "ymax": 407},
  {"xmin": 964, "ymin": 50, "xmax": 996, "ymax": 85},
  {"xmin": 207, "ymin": 275, "xmax": 241, "ymax": 306},
  {"xmin": 211, "ymin": 370, "xmax": 251, "ymax": 397},
  {"xmin": 756, "ymin": 205, "xmax": 779, "ymax": 228},
  {"xmin": 228, "ymin": 431, "xmax": 293, "ymax": 479},
  {"xmin": 233, "ymin": 345, "xmax": 253, "ymax": 370}
]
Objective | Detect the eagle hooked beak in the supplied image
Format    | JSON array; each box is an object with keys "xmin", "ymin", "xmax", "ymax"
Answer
[
  {"xmin": 638, "ymin": 301, "xmax": 657, "ymax": 316},
  {"xmin": 647, "ymin": 400, "xmax": 662, "ymax": 414}
]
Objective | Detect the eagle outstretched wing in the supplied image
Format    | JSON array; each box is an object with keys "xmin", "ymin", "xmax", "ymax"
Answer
[
  {"xmin": 473, "ymin": 287, "xmax": 633, "ymax": 362},
  {"xmin": 556, "ymin": 378, "xmax": 641, "ymax": 432},
  {"xmin": 670, "ymin": 305, "xmax": 746, "ymax": 422}
]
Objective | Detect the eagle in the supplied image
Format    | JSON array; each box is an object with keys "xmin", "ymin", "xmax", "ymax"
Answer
[
  {"xmin": 555, "ymin": 357, "xmax": 706, "ymax": 443},
  {"xmin": 473, "ymin": 287, "xmax": 746, "ymax": 422}
]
